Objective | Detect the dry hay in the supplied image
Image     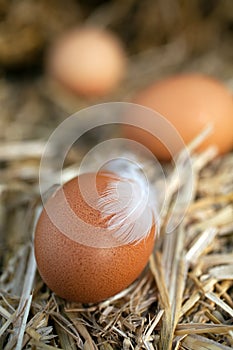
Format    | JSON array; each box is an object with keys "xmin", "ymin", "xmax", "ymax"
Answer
[
  {"xmin": 0, "ymin": 130, "xmax": 233, "ymax": 350},
  {"xmin": 0, "ymin": 1, "xmax": 233, "ymax": 349}
]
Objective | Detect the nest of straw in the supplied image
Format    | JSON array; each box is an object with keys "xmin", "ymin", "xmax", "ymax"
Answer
[
  {"xmin": 0, "ymin": 1, "xmax": 233, "ymax": 349},
  {"xmin": 0, "ymin": 135, "xmax": 233, "ymax": 350}
]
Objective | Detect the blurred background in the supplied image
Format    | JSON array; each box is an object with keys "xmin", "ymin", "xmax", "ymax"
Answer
[{"xmin": 0, "ymin": 0, "xmax": 233, "ymax": 144}]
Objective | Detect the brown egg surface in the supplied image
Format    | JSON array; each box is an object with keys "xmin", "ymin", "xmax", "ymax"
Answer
[
  {"xmin": 35, "ymin": 173, "xmax": 155, "ymax": 303},
  {"xmin": 47, "ymin": 27, "xmax": 126, "ymax": 97},
  {"xmin": 125, "ymin": 74, "xmax": 233, "ymax": 160}
]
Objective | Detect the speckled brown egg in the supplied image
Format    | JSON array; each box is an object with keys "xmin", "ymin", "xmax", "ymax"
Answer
[
  {"xmin": 124, "ymin": 73, "xmax": 233, "ymax": 160},
  {"xmin": 34, "ymin": 172, "xmax": 155, "ymax": 303}
]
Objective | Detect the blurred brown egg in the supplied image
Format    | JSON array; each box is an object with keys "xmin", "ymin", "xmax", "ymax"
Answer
[
  {"xmin": 34, "ymin": 172, "xmax": 155, "ymax": 303},
  {"xmin": 46, "ymin": 26, "xmax": 127, "ymax": 97},
  {"xmin": 124, "ymin": 74, "xmax": 233, "ymax": 160}
]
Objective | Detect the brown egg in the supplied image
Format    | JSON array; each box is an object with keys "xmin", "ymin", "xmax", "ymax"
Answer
[
  {"xmin": 34, "ymin": 172, "xmax": 155, "ymax": 303},
  {"xmin": 47, "ymin": 26, "xmax": 126, "ymax": 97},
  {"xmin": 124, "ymin": 74, "xmax": 233, "ymax": 160}
]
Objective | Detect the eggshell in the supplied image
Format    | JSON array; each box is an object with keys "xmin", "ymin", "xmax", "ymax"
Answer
[
  {"xmin": 125, "ymin": 74, "xmax": 233, "ymax": 160},
  {"xmin": 47, "ymin": 27, "xmax": 126, "ymax": 97},
  {"xmin": 34, "ymin": 173, "xmax": 155, "ymax": 303}
]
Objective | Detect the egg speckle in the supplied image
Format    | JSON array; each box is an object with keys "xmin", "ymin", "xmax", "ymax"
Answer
[
  {"xmin": 34, "ymin": 172, "xmax": 155, "ymax": 303},
  {"xmin": 47, "ymin": 27, "xmax": 127, "ymax": 97},
  {"xmin": 125, "ymin": 74, "xmax": 233, "ymax": 160}
]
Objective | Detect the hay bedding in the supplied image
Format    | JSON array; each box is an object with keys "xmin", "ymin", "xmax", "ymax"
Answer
[
  {"xmin": 0, "ymin": 132, "xmax": 232, "ymax": 350},
  {"xmin": 0, "ymin": 1, "xmax": 233, "ymax": 349}
]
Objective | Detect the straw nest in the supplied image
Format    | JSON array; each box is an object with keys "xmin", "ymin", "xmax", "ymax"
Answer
[{"xmin": 0, "ymin": 1, "xmax": 233, "ymax": 349}]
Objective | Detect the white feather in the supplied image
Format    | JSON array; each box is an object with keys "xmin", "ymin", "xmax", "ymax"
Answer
[{"xmin": 97, "ymin": 159, "xmax": 159, "ymax": 244}]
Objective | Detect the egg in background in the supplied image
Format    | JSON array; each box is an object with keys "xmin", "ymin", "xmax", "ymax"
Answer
[
  {"xmin": 46, "ymin": 26, "xmax": 127, "ymax": 98},
  {"xmin": 124, "ymin": 73, "xmax": 233, "ymax": 161}
]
